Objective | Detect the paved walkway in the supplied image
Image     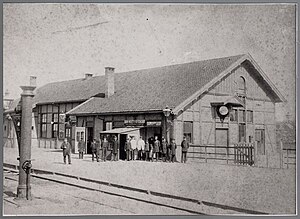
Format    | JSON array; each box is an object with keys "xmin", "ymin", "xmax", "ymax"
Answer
[{"xmin": 3, "ymin": 147, "xmax": 296, "ymax": 215}]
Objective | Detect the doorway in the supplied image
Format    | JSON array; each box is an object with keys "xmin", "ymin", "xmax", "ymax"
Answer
[
  {"xmin": 255, "ymin": 129, "xmax": 265, "ymax": 155},
  {"xmin": 216, "ymin": 128, "xmax": 229, "ymax": 156},
  {"xmin": 75, "ymin": 127, "xmax": 86, "ymax": 154},
  {"xmin": 119, "ymin": 134, "xmax": 127, "ymax": 160},
  {"xmin": 86, "ymin": 127, "xmax": 94, "ymax": 154}
]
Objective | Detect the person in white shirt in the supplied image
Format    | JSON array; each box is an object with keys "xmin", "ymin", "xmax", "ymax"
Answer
[
  {"xmin": 130, "ymin": 136, "xmax": 137, "ymax": 160},
  {"xmin": 137, "ymin": 136, "xmax": 145, "ymax": 160}
]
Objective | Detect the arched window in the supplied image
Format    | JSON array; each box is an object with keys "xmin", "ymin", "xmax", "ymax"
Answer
[{"xmin": 238, "ymin": 76, "xmax": 246, "ymax": 94}]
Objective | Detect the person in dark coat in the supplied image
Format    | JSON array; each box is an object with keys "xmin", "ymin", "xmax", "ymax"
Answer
[
  {"xmin": 61, "ymin": 138, "xmax": 71, "ymax": 164},
  {"xmin": 161, "ymin": 136, "xmax": 168, "ymax": 162},
  {"xmin": 96, "ymin": 138, "xmax": 101, "ymax": 162},
  {"xmin": 144, "ymin": 140, "xmax": 150, "ymax": 161},
  {"xmin": 181, "ymin": 136, "xmax": 189, "ymax": 163},
  {"xmin": 78, "ymin": 138, "xmax": 85, "ymax": 159},
  {"xmin": 148, "ymin": 137, "xmax": 154, "ymax": 161},
  {"xmin": 91, "ymin": 139, "xmax": 98, "ymax": 162},
  {"xmin": 111, "ymin": 136, "xmax": 119, "ymax": 161},
  {"xmin": 125, "ymin": 137, "xmax": 131, "ymax": 161},
  {"xmin": 152, "ymin": 136, "xmax": 160, "ymax": 162},
  {"xmin": 169, "ymin": 138, "xmax": 177, "ymax": 162},
  {"xmin": 102, "ymin": 136, "xmax": 109, "ymax": 162}
]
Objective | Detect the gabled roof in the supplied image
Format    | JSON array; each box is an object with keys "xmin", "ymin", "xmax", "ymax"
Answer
[
  {"xmin": 171, "ymin": 53, "xmax": 285, "ymax": 114},
  {"xmin": 68, "ymin": 53, "xmax": 285, "ymax": 115},
  {"xmin": 5, "ymin": 53, "xmax": 285, "ymax": 116},
  {"xmin": 67, "ymin": 54, "xmax": 246, "ymax": 115},
  {"xmin": 33, "ymin": 76, "xmax": 106, "ymax": 105}
]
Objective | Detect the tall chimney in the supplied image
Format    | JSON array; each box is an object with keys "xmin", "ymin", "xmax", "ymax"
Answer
[
  {"xmin": 30, "ymin": 76, "xmax": 37, "ymax": 86},
  {"xmin": 105, "ymin": 67, "xmax": 115, "ymax": 97},
  {"xmin": 85, "ymin": 73, "xmax": 93, "ymax": 80}
]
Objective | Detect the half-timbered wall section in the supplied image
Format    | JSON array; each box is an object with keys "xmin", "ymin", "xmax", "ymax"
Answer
[
  {"xmin": 35, "ymin": 102, "xmax": 81, "ymax": 140},
  {"xmin": 173, "ymin": 63, "xmax": 278, "ymax": 167},
  {"xmin": 76, "ymin": 113, "xmax": 163, "ymax": 140}
]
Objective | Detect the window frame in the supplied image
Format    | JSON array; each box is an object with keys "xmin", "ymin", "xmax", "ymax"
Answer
[
  {"xmin": 105, "ymin": 122, "xmax": 113, "ymax": 131},
  {"xmin": 230, "ymin": 108, "xmax": 238, "ymax": 122},
  {"xmin": 51, "ymin": 113, "xmax": 59, "ymax": 138},
  {"xmin": 247, "ymin": 110, "xmax": 253, "ymax": 123},
  {"xmin": 40, "ymin": 113, "xmax": 47, "ymax": 138},
  {"xmin": 183, "ymin": 121, "xmax": 193, "ymax": 144}
]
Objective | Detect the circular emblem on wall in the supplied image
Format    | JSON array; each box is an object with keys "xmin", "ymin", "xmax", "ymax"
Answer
[{"xmin": 219, "ymin": 105, "xmax": 229, "ymax": 116}]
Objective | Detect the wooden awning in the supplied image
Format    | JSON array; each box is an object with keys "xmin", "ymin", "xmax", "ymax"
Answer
[
  {"xmin": 100, "ymin": 127, "xmax": 140, "ymax": 135},
  {"xmin": 210, "ymin": 95, "xmax": 244, "ymax": 107}
]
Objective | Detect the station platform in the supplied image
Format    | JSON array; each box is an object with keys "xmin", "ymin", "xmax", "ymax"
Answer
[{"xmin": 3, "ymin": 147, "xmax": 296, "ymax": 215}]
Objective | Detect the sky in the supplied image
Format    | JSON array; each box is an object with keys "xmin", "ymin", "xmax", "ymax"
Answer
[{"xmin": 3, "ymin": 4, "xmax": 296, "ymax": 121}]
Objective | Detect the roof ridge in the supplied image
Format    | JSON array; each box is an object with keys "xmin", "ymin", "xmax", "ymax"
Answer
[
  {"xmin": 114, "ymin": 54, "xmax": 246, "ymax": 76},
  {"xmin": 37, "ymin": 54, "xmax": 246, "ymax": 88}
]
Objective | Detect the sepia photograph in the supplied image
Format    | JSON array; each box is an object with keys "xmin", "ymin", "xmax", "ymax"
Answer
[{"xmin": 2, "ymin": 3, "xmax": 297, "ymax": 216}]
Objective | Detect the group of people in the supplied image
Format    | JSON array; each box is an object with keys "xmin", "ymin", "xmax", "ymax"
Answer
[
  {"xmin": 79, "ymin": 135, "xmax": 118, "ymax": 162},
  {"xmin": 125, "ymin": 136, "xmax": 179, "ymax": 162},
  {"xmin": 60, "ymin": 135, "xmax": 190, "ymax": 164}
]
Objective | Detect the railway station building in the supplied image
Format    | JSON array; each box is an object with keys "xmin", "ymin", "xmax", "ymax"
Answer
[{"xmin": 4, "ymin": 54, "xmax": 285, "ymax": 167}]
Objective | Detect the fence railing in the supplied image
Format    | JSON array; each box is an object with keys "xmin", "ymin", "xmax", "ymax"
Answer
[
  {"xmin": 187, "ymin": 143, "xmax": 255, "ymax": 166},
  {"xmin": 281, "ymin": 148, "xmax": 296, "ymax": 169}
]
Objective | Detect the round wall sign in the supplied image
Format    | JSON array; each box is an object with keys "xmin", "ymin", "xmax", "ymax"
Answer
[{"xmin": 219, "ymin": 105, "xmax": 229, "ymax": 116}]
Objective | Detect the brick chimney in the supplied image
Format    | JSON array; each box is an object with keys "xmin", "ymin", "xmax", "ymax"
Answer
[
  {"xmin": 105, "ymin": 67, "xmax": 115, "ymax": 97},
  {"xmin": 85, "ymin": 73, "xmax": 93, "ymax": 80},
  {"xmin": 30, "ymin": 76, "xmax": 37, "ymax": 86}
]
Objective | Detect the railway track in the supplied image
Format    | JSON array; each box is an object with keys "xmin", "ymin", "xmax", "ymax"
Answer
[{"xmin": 3, "ymin": 166, "xmax": 268, "ymax": 215}]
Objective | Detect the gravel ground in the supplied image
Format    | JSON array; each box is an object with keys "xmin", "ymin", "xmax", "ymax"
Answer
[
  {"xmin": 4, "ymin": 173, "xmax": 196, "ymax": 216},
  {"xmin": 3, "ymin": 147, "xmax": 296, "ymax": 215}
]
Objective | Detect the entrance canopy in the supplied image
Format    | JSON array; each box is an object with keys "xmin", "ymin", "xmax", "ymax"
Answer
[
  {"xmin": 100, "ymin": 128, "xmax": 141, "ymax": 139},
  {"xmin": 210, "ymin": 95, "xmax": 244, "ymax": 107},
  {"xmin": 100, "ymin": 127, "xmax": 140, "ymax": 135}
]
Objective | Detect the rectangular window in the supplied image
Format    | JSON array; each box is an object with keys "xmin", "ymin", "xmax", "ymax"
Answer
[
  {"xmin": 52, "ymin": 124, "xmax": 58, "ymax": 138},
  {"xmin": 65, "ymin": 127, "xmax": 71, "ymax": 138},
  {"xmin": 230, "ymin": 109, "xmax": 238, "ymax": 122},
  {"xmin": 52, "ymin": 113, "xmax": 59, "ymax": 138},
  {"xmin": 183, "ymin": 121, "xmax": 193, "ymax": 143},
  {"xmin": 255, "ymin": 129, "xmax": 265, "ymax": 155},
  {"xmin": 105, "ymin": 122, "xmax": 113, "ymax": 131},
  {"xmin": 52, "ymin": 113, "xmax": 58, "ymax": 122},
  {"xmin": 238, "ymin": 124, "xmax": 246, "ymax": 142},
  {"xmin": 40, "ymin": 113, "xmax": 47, "ymax": 138},
  {"xmin": 247, "ymin": 110, "xmax": 253, "ymax": 123},
  {"xmin": 238, "ymin": 110, "xmax": 245, "ymax": 123}
]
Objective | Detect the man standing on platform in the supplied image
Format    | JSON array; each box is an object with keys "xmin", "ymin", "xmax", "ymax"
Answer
[
  {"xmin": 96, "ymin": 138, "xmax": 101, "ymax": 162},
  {"xmin": 181, "ymin": 136, "xmax": 189, "ymax": 163},
  {"xmin": 111, "ymin": 135, "xmax": 119, "ymax": 161},
  {"xmin": 91, "ymin": 139, "xmax": 98, "ymax": 162},
  {"xmin": 130, "ymin": 136, "xmax": 137, "ymax": 160},
  {"xmin": 152, "ymin": 136, "xmax": 160, "ymax": 162},
  {"xmin": 61, "ymin": 138, "xmax": 71, "ymax": 164},
  {"xmin": 137, "ymin": 136, "xmax": 145, "ymax": 160},
  {"xmin": 169, "ymin": 138, "xmax": 177, "ymax": 162},
  {"xmin": 102, "ymin": 136, "xmax": 109, "ymax": 162},
  {"xmin": 78, "ymin": 138, "xmax": 85, "ymax": 159},
  {"xmin": 161, "ymin": 136, "xmax": 168, "ymax": 162},
  {"xmin": 125, "ymin": 137, "xmax": 131, "ymax": 161}
]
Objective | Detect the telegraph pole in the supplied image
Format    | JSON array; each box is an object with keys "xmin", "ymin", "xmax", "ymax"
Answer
[{"xmin": 16, "ymin": 85, "xmax": 36, "ymax": 200}]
